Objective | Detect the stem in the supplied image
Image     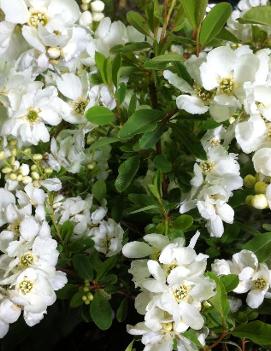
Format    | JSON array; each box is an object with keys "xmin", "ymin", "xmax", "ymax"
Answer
[
  {"xmin": 47, "ymin": 193, "xmax": 62, "ymax": 242},
  {"xmin": 206, "ymin": 331, "xmax": 228, "ymax": 350},
  {"xmin": 196, "ymin": 25, "xmax": 202, "ymax": 56},
  {"xmin": 161, "ymin": 0, "xmax": 177, "ymax": 41}
]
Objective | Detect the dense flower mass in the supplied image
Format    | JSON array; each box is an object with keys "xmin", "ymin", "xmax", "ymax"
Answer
[{"xmin": 1, "ymin": 0, "xmax": 271, "ymax": 349}]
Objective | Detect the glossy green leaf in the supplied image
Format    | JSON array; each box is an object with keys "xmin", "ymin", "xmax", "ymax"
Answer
[
  {"xmin": 244, "ymin": 232, "xmax": 271, "ymax": 262},
  {"xmin": 118, "ymin": 109, "xmax": 164, "ymax": 139},
  {"xmin": 200, "ymin": 2, "xmax": 232, "ymax": 46},
  {"xmin": 239, "ymin": 6, "xmax": 271, "ymax": 26},
  {"xmin": 154, "ymin": 155, "xmax": 172, "ymax": 173},
  {"xmin": 233, "ymin": 321, "xmax": 271, "ymax": 345},
  {"xmin": 127, "ymin": 11, "xmax": 150, "ymax": 36},
  {"xmin": 115, "ymin": 156, "xmax": 140, "ymax": 193},
  {"xmin": 72, "ymin": 254, "xmax": 94, "ymax": 280},
  {"xmin": 85, "ymin": 106, "xmax": 115, "ymax": 126},
  {"xmin": 181, "ymin": 0, "xmax": 208, "ymax": 28},
  {"xmin": 90, "ymin": 291, "xmax": 112, "ymax": 330}
]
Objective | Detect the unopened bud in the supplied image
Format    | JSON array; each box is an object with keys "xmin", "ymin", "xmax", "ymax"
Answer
[
  {"xmin": 22, "ymin": 176, "xmax": 32, "ymax": 184},
  {"xmin": 31, "ymin": 172, "xmax": 40, "ymax": 180},
  {"xmin": 47, "ymin": 47, "xmax": 61, "ymax": 60},
  {"xmin": 91, "ymin": 1, "xmax": 105, "ymax": 13},
  {"xmin": 45, "ymin": 167, "xmax": 53, "ymax": 175},
  {"xmin": 92, "ymin": 12, "xmax": 104, "ymax": 22},
  {"xmin": 87, "ymin": 162, "xmax": 96, "ymax": 170},
  {"xmin": 0, "ymin": 151, "xmax": 5, "ymax": 160},
  {"xmin": 244, "ymin": 174, "xmax": 256, "ymax": 188},
  {"xmin": 254, "ymin": 181, "xmax": 267, "ymax": 194},
  {"xmin": 251, "ymin": 194, "xmax": 268, "ymax": 210},
  {"xmin": 81, "ymin": 3, "xmax": 89, "ymax": 11},
  {"xmin": 245, "ymin": 195, "xmax": 254, "ymax": 206},
  {"xmin": 79, "ymin": 11, "xmax": 93, "ymax": 26},
  {"xmin": 33, "ymin": 154, "xmax": 43, "ymax": 161},
  {"xmin": 2, "ymin": 167, "xmax": 12, "ymax": 174},
  {"xmin": 9, "ymin": 173, "xmax": 17, "ymax": 181}
]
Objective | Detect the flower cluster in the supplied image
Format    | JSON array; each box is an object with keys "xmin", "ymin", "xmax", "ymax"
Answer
[
  {"xmin": 212, "ymin": 249, "xmax": 271, "ymax": 309},
  {"xmin": 123, "ymin": 233, "xmax": 216, "ymax": 351},
  {"xmin": 0, "ymin": 185, "xmax": 67, "ymax": 337}
]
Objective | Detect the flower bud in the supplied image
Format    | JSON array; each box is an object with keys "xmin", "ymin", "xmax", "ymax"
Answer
[
  {"xmin": 47, "ymin": 47, "xmax": 61, "ymax": 60},
  {"xmin": 251, "ymin": 194, "xmax": 268, "ymax": 210},
  {"xmin": 81, "ymin": 3, "xmax": 89, "ymax": 11},
  {"xmin": 33, "ymin": 154, "xmax": 43, "ymax": 161},
  {"xmin": 31, "ymin": 172, "xmax": 40, "ymax": 180},
  {"xmin": 2, "ymin": 167, "xmax": 12, "ymax": 174},
  {"xmin": 45, "ymin": 167, "xmax": 53, "ymax": 175},
  {"xmin": 9, "ymin": 173, "xmax": 17, "ymax": 181},
  {"xmin": 92, "ymin": 12, "xmax": 104, "ymax": 22},
  {"xmin": 254, "ymin": 181, "xmax": 267, "ymax": 194},
  {"xmin": 244, "ymin": 174, "xmax": 256, "ymax": 188},
  {"xmin": 245, "ymin": 195, "xmax": 254, "ymax": 206},
  {"xmin": 82, "ymin": 0, "xmax": 91, "ymax": 3},
  {"xmin": 22, "ymin": 176, "xmax": 32, "ymax": 184},
  {"xmin": 0, "ymin": 151, "xmax": 5, "ymax": 160},
  {"xmin": 79, "ymin": 11, "xmax": 93, "ymax": 26},
  {"xmin": 91, "ymin": 1, "xmax": 105, "ymax": 13}
]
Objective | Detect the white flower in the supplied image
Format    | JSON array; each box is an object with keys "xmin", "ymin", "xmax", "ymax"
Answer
[
  {"xmin": 2, "ymin": 86, "xmax": 63, "ymax": 145},
  {"xmin": 56, "ymin": 73, "xmax": 91, "ymax": 124},
  {"xmin": 90, "ymin": 218, "xmax": 123, "ymax": 257},
  {"xmin": 212, "ymin": 250, "xmax": 271, "ymax": 308},
  {"xmin": 0, "ymin": 298, "xmax": 21, "ymax": 338},
  {"xmin": 0, "ymin": 189, "xmax": 15, "ymax": 226},
  {"xmin": 9, "ymin": 268, "xmax": 57, "ymax": 314},
  {"xmin": 253, "ymin": 147, "xmax": 271, "ymax": 176}
]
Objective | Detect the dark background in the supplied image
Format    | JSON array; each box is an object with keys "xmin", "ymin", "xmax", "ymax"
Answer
[{"xmin": 0, "ymin": 1, "xmax": 239, "ymax": 350}]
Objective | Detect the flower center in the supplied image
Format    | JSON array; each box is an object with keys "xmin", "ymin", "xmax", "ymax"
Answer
[
  {"xmin": 173, "ymin": 284, "xmax": 190, "ymax": 302},
  {"xmin": 72, "ymin": 98, "xmax": 88, "ymax": 115},
  {"xmin": 194, "ymin": 85, "xmax": 214, "ymax": 103},
  {"xmin": 29, "ymin": 11, "xmax": 48, "ymax": 28},
  {"xmin": 26, "ymin": 109, "xmax": 39, "ymax": 123},
  {"xmin": 253, "ymin": 277, "xmax": 267, "ymax": 290},
  {"xmin": 200, "ymin": 160, "xmax": 215, "ymax": 174},
  {"xmin": 19, "ymin": 279, "xmax": 33, "ymax": 294},
  {"xmin": 164, "ymin": 263, "xmax": 177, "ymax": 276},
  {"xmin": 161, "ymin": 322, "xmax": 174, "ymax": 333},
  {"xmin": 219, "ymin": 78, "xmax": 234, "ymax": 95},
  {"xmin": 20, "ymin": 253, "xmax": 34, "ymax": 267},
  {"xmin": 209, "ymin": 137, "xmax": 220, "ymax": 146}
]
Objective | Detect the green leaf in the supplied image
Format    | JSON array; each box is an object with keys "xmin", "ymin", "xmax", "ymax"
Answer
[
  {"xmin": 128, "ymin": 204, "xmax": 159, "ymax": 215},
  {"xmin": 154, "ymin": 155, "xmax": 172, "ymax": 173},
  {"xmin": 92, "ymin": 179, "xmax": 106, "ymax": 202},
  {"xmin": 72, "ymin": 254, "xmax": 94, "ymax": 280},
  {"xmin": 207, "ymin": 272, "xmax": 230, "ymax": 326},
  {"xmin": 116, "ymin": 82, "xmax": 126, "ymax": 105},
  {"xmin": 115, "ymin": 156, "xmax": 140, "ymax": 193},
  {"xmin": 200, "ymin": 2, "xmax": 232, "ymax": 46},
  {"xmin": 111, "ymin": 42, "xmax": 150, "ymax": 54},
  {"xmin": 144, "ymin": 53, "xmax": 183, "ymax": 70},
  {"xmin": 127, "ymin": 11, "xmax": 150, "ymax": 36},
  {"xmin": 90, "ymin": 291, "xmax": 113, "ymax": 330},
  {"xmin": 220, "ymin": 274, "xmax": 239, "ymax": 292},
  {"xmin": 138, "ymin": 126, "xmax": 165, "ymax": 150},
  {"xmin": 116, "ymin": 298, "xmax": 128, "ymax": 322},
  {"xmin": 95, "ymin": 51, "xmax": 107, "ymax": 83},
  {"xmin": 174, "ymin": 215, "xmax": 193, "ymax": 231},
  {"xmin": 239, "ymin": 6, "xmax": 271, "ymax": 26},
  {"xmin": 70, "ymin": 291, "xmax": 84, "ymax": 308},
  {"xmin": 232, "ymin": 321, "xmax": 271, "ymax": 346},
  {"xmin": 125, "ymin": 340, "xmax": 134, "ymax": 351},
  {"xmin": 112, "ymin": 54, "xmax": 121, "ymax": 86},
  {"xmin": 85, "ymin": 106, "xmax": 115, "ymax": 126},
  {"xmin": 181, "ymin": 0, "xmax": 207, "ymax": 28},
  {"xmin": 89, "ymin": 136, "xmax": 119, "ymax": 151},
  {"xmin": 243, "ymin": 232, "xmax": 271, "ymax": 262},
  {"xmin": 61, "ymin": 221, "xmax": 74, "ymax": 242},
  {"xmin": 118, "ymin": 109, "xmax": 164, "ymax": 139}
]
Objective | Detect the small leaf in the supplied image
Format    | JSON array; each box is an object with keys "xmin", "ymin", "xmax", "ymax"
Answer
[
  {"xmin": 127, "ymin": 11, "xmax": 150, "ymax": 36},
  {"xmin": 95, "ymin": 52, "xmax": 107, "ymax": 83},
  {"xmin": 220, "ymin": 274, "xmax": 239, "ymax": 292},
  {"xmin": 233, "ymin": 321, "xmax": 271, "ymax": 346},
  {"xmin": 90, "ymin": 291, "xmax": 113, "ymax": 330},
  {"xmin": 92, "ymin": 180, "xmax": 106, "ymax": 202},
  {"xmin": 125, "ymin": 340, "xmax": 134, "ymax": 351},
  {"xmin": 200, "ymin": 2, "xmax": 232, "ymax": 46},
  {"xmin": 72, "ymin": 254, "xmax": 94, "ymax": 280},
  {"xmin": 89, "ymin": 136, "xmax": 119, "ymax": 151},
  {"xmin": 244, "ymin": 232, "xmax": 271, "ymax": 262},
  {"xmin": 115, "ymin": 156, "xmax": 140, "ymax": 193},
  {"xmin": 154, "ymin": 155, "xmax": 172, "ymax": 173},
  {"xmin": 174, "ymin": 215, "xmax": 193, "ymax": 231},
  {"xmin": 239, "ymin": 6, "xmax": 271, "ymax": 26},
  {"xmin": 85, "ymin": 106, "xmax": 115, "ymax": 126},
  {"xmin": 144, "ymin": 53, "xmax": 183, "ymax": 70},
  {"xmin": 138, "ymin": 126, "xmax": 165, "ymax": 150},
  {"xmin": 116, "ymin": 298, "xmax": 128, "ymax": 322},
  {"xmin": 70, "ymin": 291, "xmax": 84, "ymax": 308},
  {"xmin": 118, "ymin": 109, "xmax": 164, "ymax": 139}
]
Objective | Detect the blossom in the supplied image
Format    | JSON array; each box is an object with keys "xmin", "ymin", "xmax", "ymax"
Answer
[{"xmin": 212, "ymin": 250, "xmax": 271, "ymax": 308}]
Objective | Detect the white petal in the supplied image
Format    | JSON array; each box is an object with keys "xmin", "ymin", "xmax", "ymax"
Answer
[
  {"xmin": 122, "ymin": 242, "xmax": 152, "ymax": 258},
  {"xmin": 246, "ymin": 290, "xmax": 265, "ymax": 309},
  {"xmin": 56, "ymin": 73, "xmax": 82, "ymax": 100},
  {"xmin": 176, "ymin": 95, "xmax": 208, "ymax": 114},
  {"xmin": 163, "ymin": 70, "xmax": 193, "ymax": 93},
  {"xmin": 19, "ymin": 217, "xmax": 40, "ymax": 241},
  {"xmin": 147, "ymin": 260, "xmax": 166, "ymax": 283},
  {"xmin": 0, "ymin": 0, "xmax": 28, "ymax": 24}
]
